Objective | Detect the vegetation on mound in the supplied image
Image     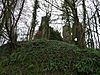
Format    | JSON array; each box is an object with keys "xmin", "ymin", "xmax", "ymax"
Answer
[{"xmin": 0, "ymin": 39, "xmax": 100, "ymax": 75}]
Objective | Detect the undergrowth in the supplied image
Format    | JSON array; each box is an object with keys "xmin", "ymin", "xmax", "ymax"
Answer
[{"xmin": 0, "ymin": 39, "xmax": 100, "ymax": 75}]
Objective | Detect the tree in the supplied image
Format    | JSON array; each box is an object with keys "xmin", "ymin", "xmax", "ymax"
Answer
[
  {"xmin": 62, "ymin": 0, "xmax": 86, "ymax": 48},
  {"xmin": 0, "ymin": 0, "xmax": 25, "ymax": 53},
  {"xmin": 29, "ymin": 0, "xmax": 38, "ymax": 40}
]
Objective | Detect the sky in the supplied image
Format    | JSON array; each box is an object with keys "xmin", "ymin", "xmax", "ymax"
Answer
[
  {"xmin": 17, "ymin": 0, "xmax": 64, "ymax": 40},
  {"xmin": 17, "ymin": 0, "xmax": 100, "ymax": 40},
  {"xmin": 0, "ymin": 0, "xmax": 100, "ymax": 47},
  {"xmin": 0, "ymin": 0, "xmax": 100, "ymax": 43}
]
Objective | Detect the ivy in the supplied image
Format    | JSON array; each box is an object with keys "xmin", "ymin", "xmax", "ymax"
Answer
[{"xmin": 0, "ymin": 39, "xmax": 100, "ymax": 75}]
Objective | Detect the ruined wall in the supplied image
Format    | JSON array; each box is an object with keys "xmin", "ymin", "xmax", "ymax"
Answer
[
  {"xmin": 63, "ymin": 22, "xmax": 86, "ymax": 48},
  {"xmin": 35, "ymin": 15, "xmax": 62, "ymax": 41},
  {"xmin": 63, "ymin": 25, "xmax": 72, "ymax": 43},
  {"xmin": 34, "ymin": 14, "xmax": 50, "ymax": 40},
  {"xmin": 72, "ymin": 22, "xmax": 86, "ymax": 48}
]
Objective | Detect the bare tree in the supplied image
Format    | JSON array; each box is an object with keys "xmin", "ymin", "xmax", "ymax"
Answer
[
  {"xmin": 29, "ymin": 0, "xmax": 38, "ymax": 40},
  {"xmin": 0, "ymin": 0, "xmax": 25, "ymax": 53}
]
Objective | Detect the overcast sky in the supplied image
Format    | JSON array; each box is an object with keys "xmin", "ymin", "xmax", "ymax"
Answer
[{"xmin": 17, "ymin": 0, "xmax": 100, "ymax": 40}]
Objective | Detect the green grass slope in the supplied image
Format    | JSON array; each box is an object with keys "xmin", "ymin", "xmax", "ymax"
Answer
[{"xmin": 0, "ymin": 39, "xmax": 100, "ymax": 75}]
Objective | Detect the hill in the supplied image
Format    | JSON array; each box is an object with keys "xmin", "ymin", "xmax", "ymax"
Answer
[{"xmin": 0, "ymin": 39, "xmax": 100, "ymax": 75}]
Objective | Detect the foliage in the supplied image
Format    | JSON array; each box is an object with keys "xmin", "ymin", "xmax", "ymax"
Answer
[
  {"xmin": 49, "ymin": 27, "xmax": 63, "ymax": 41},
  {"xmin": 35, "ymin": 27, "xmax": 63, "ymax": 41},
  {"xmin": 75, "ymin": 58, "xmax": 100, "ymax": 75},
  {"xmin": 0, "ymin": 39, "xmax": 100, "ymax": 75}
]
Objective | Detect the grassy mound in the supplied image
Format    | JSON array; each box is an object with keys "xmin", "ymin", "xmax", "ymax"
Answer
[{"xmin": 0, "ymin": 39, "xmax": 100, "ymax": 75}]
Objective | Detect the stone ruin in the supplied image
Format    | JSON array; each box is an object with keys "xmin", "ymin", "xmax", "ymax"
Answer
[{"xmin": 63, "ymin": 22, "xmax": 86, "ymax": 48}]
